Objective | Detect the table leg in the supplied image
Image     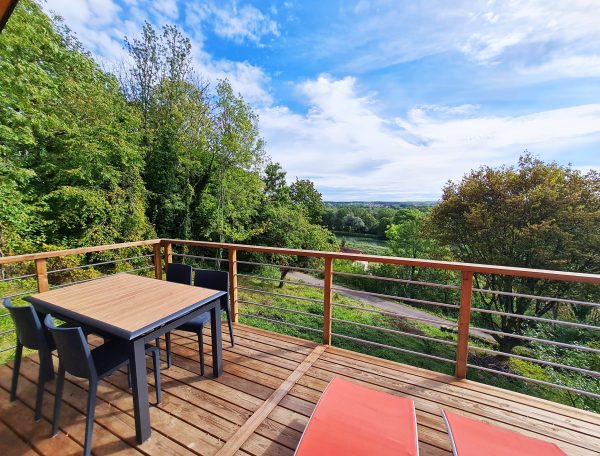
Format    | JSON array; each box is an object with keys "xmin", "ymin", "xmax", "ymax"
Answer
[
  {"xmin": 210, "ymin": 302, "xmax": 223, "ymax": 377},
  {"xmin": 129, "ymin": 338, "xmax": 151, "ymax": 443}
]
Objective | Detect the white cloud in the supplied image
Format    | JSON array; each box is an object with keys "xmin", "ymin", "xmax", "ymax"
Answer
[
  {"xmin": 46, "ymin": 0, "xmax": 126, "ymax": 59},
  {"xmin": 260, "ymin": 75, "xmax": 600, "ymax": 200},
  {"xmin": 187, "ymin": 1, "xmax": 279, "ymax": 46},
  {"xmin": 313, "ymin": 0, "xmax": 600, "ymax": 79},
  {"xmin": 43, "ymin": 0, "xmax": 273, "ymax": 106},
  {"xmin": 200, "ymin": 1, "xmax": 279, "ymax": 44}
]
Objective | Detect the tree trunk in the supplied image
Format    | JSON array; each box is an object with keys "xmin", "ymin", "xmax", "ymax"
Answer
[{"xmin": 279, "ymin": 268, "xmax": 290, "ymax": 288}]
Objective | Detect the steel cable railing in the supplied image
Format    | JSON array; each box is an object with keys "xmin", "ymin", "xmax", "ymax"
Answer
[{"xmin": 1, "ymin": 238, "xmax": 598, "ymax": 407}]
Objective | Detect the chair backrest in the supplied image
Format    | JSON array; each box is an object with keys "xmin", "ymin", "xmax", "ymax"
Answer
[
  {"xmin": 44, "ymin": 314, "xmax": 96, "ymax": 379},
  {"xmin": 194, "ymin": 269, "xmax": 229, "ymax": 308},
  {"xmin": 166, "ymin": 263, "xmax": 193, "ymax": 285},
  {"xmin": 3, "ymin": 298, "xmax": 48, "ymax": 350}
]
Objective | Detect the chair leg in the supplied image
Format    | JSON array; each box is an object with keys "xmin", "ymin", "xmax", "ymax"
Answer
[
  {"xmin": 165, "ymin": 332, "xmax": 172, "ymax": 368},
  {"xmin": 198, "ymin": 331, "xmax": 205, "ymax": 377},
  {"xmin": 152, "ymin": 350, "xmax": 162, "ymax": 404},
  {"xmin": 127, "ymin": 365, "xmax": 132, "ymax": 389},
  {"xmin": 52, "ymin": 364, "xmax": 65, "ymax": 436},
  {"xmin": 10, "ymin": 342, "xmax": 22, "ymax": 402},
  {"xmin": 224, "ymin": 304, "xmax": 234, "ymax": 347},
  {"xmin": 34, "ymin": 354, "xmax": 47, "ymax": 421},
  {"xmin": 83, "ymin": 380, "xmax": 98, "ymax": 456}
]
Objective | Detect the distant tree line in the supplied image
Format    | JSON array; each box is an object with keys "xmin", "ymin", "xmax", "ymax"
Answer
[{"xmin": 323, "ymin": 204, "xmax": 430, "ymax": 237}]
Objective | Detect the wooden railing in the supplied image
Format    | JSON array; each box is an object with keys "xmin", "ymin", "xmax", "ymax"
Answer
[{"xmin": 1, "ymin": 238, "xmax": 599, "ymax": 402}]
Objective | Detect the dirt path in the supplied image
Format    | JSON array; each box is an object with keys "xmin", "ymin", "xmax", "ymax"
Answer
[{"xmin": 288, "ymin": 271, "xmax": 494, "ymax": 342}]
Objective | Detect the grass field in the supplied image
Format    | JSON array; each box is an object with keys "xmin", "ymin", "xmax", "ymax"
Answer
[{"xmin": 335, "ymin": 233, "xmax": 390, "ymax": 255}]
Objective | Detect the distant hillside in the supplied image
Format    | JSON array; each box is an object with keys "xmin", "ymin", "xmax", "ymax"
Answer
[{"xmin": 325, "ymin": 201, "xmax": 437, "ymax": 208}]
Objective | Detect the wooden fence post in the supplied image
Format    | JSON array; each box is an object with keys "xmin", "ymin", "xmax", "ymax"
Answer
[
  {"xmin": 163, "ymin": 241, "xmax": 172, "ymax": 274},
  {"xmin": 228, "ymin": 248, "xmax": 238, "ymax": 323},
  {"xmin": 153, "ymin": 243, "xmax": 162, "ymax": 280},
  {"xmin": 322, "ymin": 257, "xmax": 333, "ymax": 345},
  {"xmin": 455, "ymin": 270, "xmax": 473, "ymax": 379},
  {"xmin": 35, "ymin": 258, "xmax": 49, "ymax": 293}
]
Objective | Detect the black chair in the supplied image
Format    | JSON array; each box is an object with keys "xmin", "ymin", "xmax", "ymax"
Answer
[
  {"xmin": 164, "ymin": 269, "xmax": 231, "ymax": 375},
  {"xmin": 161, "ymin": 263, "xmax": 193, "ymax": 368},
  {"xmin": 195, "ymin": 269, "xmax": 233, "ymax": 347},
  {"xmin": 3, "ymin": 298, "xmax": 55, "ymax": 421},
  {"xmin": 44, "ymin": 315, "xmax": 161, "ymax": 456},
  {"xmin": 166, "ymin": 262, "xmax": 193, "ymax": 285}
]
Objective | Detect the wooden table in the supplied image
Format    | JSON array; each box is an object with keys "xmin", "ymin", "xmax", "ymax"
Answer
[{"xmin": 25, "ymin": 273, "xmax": 226, "ymax": 444}]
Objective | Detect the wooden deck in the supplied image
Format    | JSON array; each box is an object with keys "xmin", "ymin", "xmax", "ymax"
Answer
[{"xmin": 1, "ymin": 324, "xmax": 599, "ymax": 456}]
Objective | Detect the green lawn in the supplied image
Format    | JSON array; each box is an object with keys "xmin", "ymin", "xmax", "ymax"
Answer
[{"xmin": 335, "ymin": 233, "xmax": 390, "ymax": 256}]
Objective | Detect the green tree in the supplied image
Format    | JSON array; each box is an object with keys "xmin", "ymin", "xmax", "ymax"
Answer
[
  {"xmin": 206, "ymin": 79, "xmax": 266, "ymax": 243},
  {"xmin": 0, "ymin": 0, "xmax": 152, "ymax": 250},
  {"xmin": 290, "ymin": 178, "xmax": 325, "ymax": 224},
  {"xmin": 428, "ymin": 154, "xmax": 600, "ymax": 352},
  {"xmin": 386, "ymin": 210, "xmax": 430, "ymax": 259},
  {"xmin": 263, "ymin": 162, "xmax": 290, "ymax": 202},
  {"xmin": 342, "ymin": 214, "xmax": 366, "ymax": 233},
  {"xmin": 255, "ymin": 166, "xmax": 336, "ymax": 285}
]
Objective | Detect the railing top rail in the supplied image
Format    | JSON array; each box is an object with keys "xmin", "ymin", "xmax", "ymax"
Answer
[
  {"xmin": 162, "ymin": 239, "xmax": 600, "ymax": 284},
  {"xmin": 0, "ymin": 239, "xmax": 161, "ymax": 265},
  {"xmin": 0, "ymin": 238, "xmax": 598, "ymax": 284}
]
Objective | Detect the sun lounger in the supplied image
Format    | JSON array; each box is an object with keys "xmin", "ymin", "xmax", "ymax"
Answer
[
  {"xmin": 442, "ymin": 410, "xmax": 567, "ymax": 456},
  {"xmin": 295, "ymin": 377, "xmax": 419, "ymax": 456}
]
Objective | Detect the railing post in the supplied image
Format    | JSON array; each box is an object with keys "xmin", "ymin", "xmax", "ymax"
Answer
[
  {"xmin": 35, "ymin": 258, "xmax": 49, "ymax": 293},
  {"xmin": 228, "ymin": 248, "xmax": 238, "ymax": 323},
  {"xmin": 455, "ymin": 270, "xmax": 473, "ymax": 379},
  {"xmin": 163, "ymin": 241, "xmax": 172, "ymax": 273},
  {"xmin": 153, "ymin": 243, "xmax": 163, "ymax": 280},
  {"xmin": 322, "ymin": 257, "xmax": 333, "ymax": 345}
]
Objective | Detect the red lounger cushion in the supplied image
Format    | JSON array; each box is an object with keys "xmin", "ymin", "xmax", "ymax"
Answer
[
  {"xmin": 442, "ymin": 410, "xmax": 567, "ymax": 456},
  {"xmin": 294, "ymin": 377, "xmax": 419, "ymax": 456}
]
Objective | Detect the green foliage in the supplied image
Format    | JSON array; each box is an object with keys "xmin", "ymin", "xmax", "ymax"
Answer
[
  {"xmin": 0, "ymin": 0, "xmax": 152, "ymax": 252},
  {"xmin": 290, "ymin": 179, "xmax": 325, "ymax": 224},
  {"xmin": 428, "ymin": 153, "xmax": 600, "ymax": 353},
  {"xmin": 252, "ymin": 165, "xmax": 336, "ymax": 282}
]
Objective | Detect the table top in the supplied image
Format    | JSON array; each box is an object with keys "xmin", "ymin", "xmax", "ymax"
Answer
[{"xmin": 26, "ymin": 273, "xmax": 225, "ymax": 340}]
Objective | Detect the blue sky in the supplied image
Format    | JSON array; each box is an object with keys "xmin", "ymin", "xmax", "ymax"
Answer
[{"xmin": 44, "ymin": 0, "xmax": 600, "ymax": 201}]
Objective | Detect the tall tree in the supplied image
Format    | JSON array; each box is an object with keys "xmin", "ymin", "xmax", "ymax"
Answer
[
  {"xmin": 290, "ymin": 178, "xmax": 325, "ymax": 224},
  {"xmin": 204, "ymin": 79, "xmax": 265, "ymax": 243},
  {"xmin": 125, "ymin": 23, "xmax": 214, "ymax": 239},
  {"xmin": 0, "ymin": 0, "xmax": 152, "ymax": 251},
  {"xmin": 428, "ymin": 154, "xmax": 600, "ymax": 352}
]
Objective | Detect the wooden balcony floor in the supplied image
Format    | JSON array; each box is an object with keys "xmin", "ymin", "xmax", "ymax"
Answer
[{"xmin": 1, "ymin": 324, "xmax": 599, "ymax": 456}]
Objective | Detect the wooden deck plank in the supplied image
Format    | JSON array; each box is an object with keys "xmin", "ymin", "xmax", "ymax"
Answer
[
  {"xmin": 306, "ymin": 357, "xmax": 596, "ymax": 456},
  {"xmin": 0, "ymin": 386, "xmax": 83, "ymax": 455},
  {"xmin": 325, "ymin": 344, "xmax": 600, "ymax": 426},
  {"xmin": 0, "ymin": 324, "xmax": 598, "ymax": 456},
  {"xmin": 14, "ymin": 358, "xmax": 198, "ymax": 456},
  {"xmin": 0, "ymin": 419, "xmax": 40, "ymax": 456},
  {"xmin": 216, "ymin": 346, "xmax": 325, "ymax": 456},
  {"xmin": 310, "ymin": 356, "xmax": 600, "ymax": 451},
  {"xmin": 319, "ymin": 350, "xmax": 600, "ymax": 432},
  {"xmin": 320, "ymin": 349, "xmax": 600, "ymax": 435},
  {"xmin": 0, "ymin": 364, "xmax": 141, "ymax": 456}
]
